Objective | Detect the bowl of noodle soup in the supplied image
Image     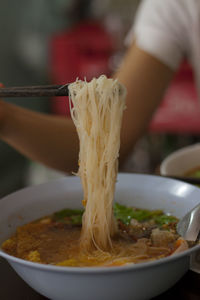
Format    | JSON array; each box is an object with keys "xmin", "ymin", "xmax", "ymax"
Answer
[
  {"xmin": 0, "ymin": 173, "xmax": 200, "ymax": 300},
  {"xmin": 1, "ymin": 76, "xmax": 199, "ymax": 299}
]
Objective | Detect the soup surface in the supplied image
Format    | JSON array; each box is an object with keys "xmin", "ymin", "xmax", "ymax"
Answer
[{"xmin": 2, "ymin": 203, "xmax": 192, "ymax": 267}]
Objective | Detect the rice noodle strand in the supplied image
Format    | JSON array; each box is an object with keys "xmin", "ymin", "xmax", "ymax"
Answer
[{"xmin": 69, "ymin": 75, "xmax": 126, "ymax": 252}]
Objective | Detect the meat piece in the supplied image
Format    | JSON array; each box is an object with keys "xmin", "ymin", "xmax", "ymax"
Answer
[
  {"xmin": 151, "ymin": 228, "xmax": 177, "ymax": 247},
  {"xmin": 118, "ymin": 219, "xmax": 156, "ymax": 241}
]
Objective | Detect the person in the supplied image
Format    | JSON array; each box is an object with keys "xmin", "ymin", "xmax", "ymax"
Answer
[{"xmin": 0, "ymin": 0, "xmax": 199, "ymax": 174}]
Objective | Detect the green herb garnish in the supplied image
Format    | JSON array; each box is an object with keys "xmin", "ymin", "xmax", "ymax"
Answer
[
  {"xmin": 53, "ymin": 204, "xmax": 177, "ymax": 227},
  {"xmin": 114, "ymin": 203, "xmax": 163, "ymax": 225},
  {"xmin": 113, "ymin": 203, "xmax": 176, "ymax": 226},
  {"xmin": 53, "ymin": 209, "xmax": 84, "ymax": 224},
  {"xmin": 70, "ymin": 215, "xmax": 83, "ymax": 225},
  {"xmin": 154, "ymin": 214, "xmax": 178, "ymax": 226}
]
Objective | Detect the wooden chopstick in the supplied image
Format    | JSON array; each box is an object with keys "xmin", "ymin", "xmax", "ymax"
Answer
[{"xmin": 0, "ymin": 84, "xmax": 69, "ymax": 97}]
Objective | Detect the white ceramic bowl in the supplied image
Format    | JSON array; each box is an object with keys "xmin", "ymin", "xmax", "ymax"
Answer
[
  {"xmin": 160, "ymin": 143, "xmax": 200, "ymax": 176},
  {"xmin": 0, "ymin": 173, "xmax": 200, "ymax": 300}
]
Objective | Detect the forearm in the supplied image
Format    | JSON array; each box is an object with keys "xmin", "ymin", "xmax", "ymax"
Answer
[
  {"xmin": 0, "ymin": 44, "xmax": 174, "ymax": 173},
  {"xmin": 0, "ymin": 101, "xmax": 79, "ymax": 173},
  {"xmin": 114, "ymin": 44, "xmax": 175, "ymax": 163}
]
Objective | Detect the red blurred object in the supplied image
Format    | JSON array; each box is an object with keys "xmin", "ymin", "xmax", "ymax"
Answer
[
  {"xmin": 150, "ymin": 61, "xmax": 200, "ymax": 134},
  {"xmin": 50, "ymin": 21, "xmax": 114, "ymax": 116}
]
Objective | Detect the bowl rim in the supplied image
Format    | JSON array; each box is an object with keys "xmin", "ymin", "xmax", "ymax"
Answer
[
  {"xmin": 0, "ymin": 173, "xmax": 200, "ymax": 274},
  {"xmin": 160, "ymin": 143, "xmax": 200, "ymax": 175}
]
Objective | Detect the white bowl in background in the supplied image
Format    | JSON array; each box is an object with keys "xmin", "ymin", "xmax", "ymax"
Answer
[
  {"xmin": 0, "ymin": 173, "xmax": 200, "ymax": 300},
  {"xmin": 160, "ymin": 143, "xmax": 200, "ymax": 176}
]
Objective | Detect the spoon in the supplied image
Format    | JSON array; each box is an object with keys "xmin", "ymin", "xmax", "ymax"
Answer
[{"xmin": 177, "ymin": 204, "xmax": 200, "ymax": 241}]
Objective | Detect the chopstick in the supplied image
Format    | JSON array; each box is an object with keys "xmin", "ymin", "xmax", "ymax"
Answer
[
  {"xmin": 163, "ymin": 175, "xmax": 200, "ymax": 185},
  {"xmin": 0, "ymin": 84, "xmax": 69, "ymax": 97}
]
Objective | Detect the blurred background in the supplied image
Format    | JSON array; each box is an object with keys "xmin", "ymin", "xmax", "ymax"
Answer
[{"xmin": 0, "ymin": 0, "xmax": 199, "ymax": 197}]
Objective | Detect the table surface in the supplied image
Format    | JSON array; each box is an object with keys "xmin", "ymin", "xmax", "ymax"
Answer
[{"xmin": 1, "ymin": 257, "xmax": 200, "ymax": 300}]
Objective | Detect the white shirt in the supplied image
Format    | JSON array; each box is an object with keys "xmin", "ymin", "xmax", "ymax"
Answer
[{"xmin": 126, "ymin": 0, "xmax": 200, "ymax": 94}]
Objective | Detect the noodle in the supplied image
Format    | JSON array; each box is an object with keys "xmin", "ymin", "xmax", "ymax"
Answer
[{"xmin": 69, "ymin": 76, "xmax": 126, "ymax": 252}]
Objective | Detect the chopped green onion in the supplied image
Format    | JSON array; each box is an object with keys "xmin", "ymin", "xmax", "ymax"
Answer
[{"xmin": 53, "ymin": 209, "xmax": 84, "ymax": 221}]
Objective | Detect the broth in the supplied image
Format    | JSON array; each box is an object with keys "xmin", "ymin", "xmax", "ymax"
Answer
[{"xmin": 2, "ymin": 203, "xmax": 191, "ymax": 267}]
